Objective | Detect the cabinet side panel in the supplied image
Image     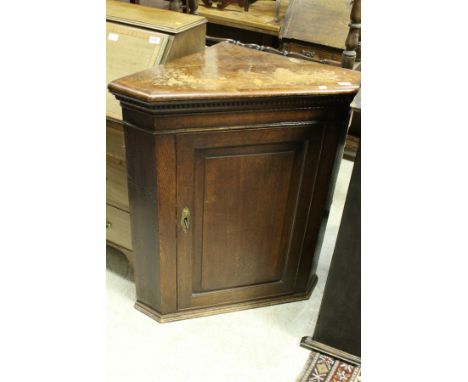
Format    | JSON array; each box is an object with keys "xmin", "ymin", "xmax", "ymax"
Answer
[
  {"xmin": 294, "ymin": 107, "xmax": 350, "ymax": 291},
  {"xmin": 154, "ymin": 135, "xmax": 178, "ymax": 313},
  {"xmin": 124, "ymin": 127, "xmax": 162, "ymax": 311}
]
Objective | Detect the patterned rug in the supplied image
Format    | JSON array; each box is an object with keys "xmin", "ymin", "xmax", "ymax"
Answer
[{"xmin": 297, "ymin": 350, "xmax": 361, "ymax": 382}]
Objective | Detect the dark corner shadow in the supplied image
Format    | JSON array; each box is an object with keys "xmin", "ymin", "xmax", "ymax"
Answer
[{"xmin": 106, "ymin": 245, "xmax": 134, "ymax": 282}]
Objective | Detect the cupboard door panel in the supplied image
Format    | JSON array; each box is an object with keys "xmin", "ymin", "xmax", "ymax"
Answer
[
  {"xmin": 199, "ymin": 149, "xmax": 295, "ymax": 292},
  {"xmin": 176, "ymin": 124, "xmax": 325, "ymax": 309}
]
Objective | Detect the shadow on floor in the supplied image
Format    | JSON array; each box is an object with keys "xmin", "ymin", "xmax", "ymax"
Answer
[{"xmin": 106, "ymin": 246, "xmax": 134, "ymax": 282}]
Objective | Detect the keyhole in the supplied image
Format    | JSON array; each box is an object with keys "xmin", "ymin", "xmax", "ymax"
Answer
[{"xmin": 181, "ymin": 207, "xmax": 190, "ymax": 233}]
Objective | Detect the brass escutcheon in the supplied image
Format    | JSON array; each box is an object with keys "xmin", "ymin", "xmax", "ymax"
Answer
[{"xmin": 180, "ymin": 207, "xmax": 190, "ymax": 233}]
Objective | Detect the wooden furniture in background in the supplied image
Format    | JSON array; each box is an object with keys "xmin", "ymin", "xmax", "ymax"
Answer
[
  {"xmin": 280, "ymin": 0, "xmax": 352, "ymax": 63},
  {"xmin": 301, "ymin": 90, "xmax": 361, "ymax": 361},
  {"xmin": 280, "ymin": 0, "xmax": 361, "ymax": 157},
  {"xmin": 133, "ymin": 0, "xmax": 286, "ymax": 39},
  {"xmin": 203, "ymin": 0, "xmax": 280, "ymax": 21},
  {"xmin": 106, "ymin": 0, "xmax": 206, "ymax": 264},
  {"xmin": 207, "ymin": 0, "xmax": 281, "ymax": 22},
  {"xmin": 131, "ymin": 0, "xmax": 358, "ymax": 60},
  {"xmin": 341, "ymin": 0, "xmax": 361, "ymax": 69},
  {"xmin": 344, "ymin": 89, "xmax": 360, "ymax": 160},
  {"xmin": 202, "ymin": 0, "xmax": 256, "ymax": 12},
  {"xmin": 129, "ymin": 0, "xmax": 199, "ymax": 14},
  {"xmin": 109, "ymin": 42, "xmax": 360, "ymax": 322},
  {"xmin": 200, "ymin": 0, "xmax": 287, "ymax": 46}
]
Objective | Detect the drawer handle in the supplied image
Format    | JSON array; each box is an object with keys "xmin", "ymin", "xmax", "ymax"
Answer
[
  {"xmin": 301, "ymin": 49, "xmax": 315, "ymax": 58},
  {"xmin": 180, "ymin": 207, "xmax": 190, "ymax": 233},
  {"xmin": 106, "ymin": 221, "xmax": 112, "ymax": 229}
]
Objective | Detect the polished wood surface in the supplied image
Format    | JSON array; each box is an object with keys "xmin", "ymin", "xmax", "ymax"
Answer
[
  {"xmin": 109, "ymin": 43, "xmax": 360, "ymax": 322},
  {"xmin": 109, "ymin": 42, "xmax": 360, "ymax": 102}
]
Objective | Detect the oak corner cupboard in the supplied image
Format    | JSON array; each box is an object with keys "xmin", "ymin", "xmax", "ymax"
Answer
[
  {"xmin": 106, "ymin": 0, "xmax": 207, "ymax": 264},
  {"xmin": 109, "ymin": 42, "xmax": 360, "ymax": 322}
]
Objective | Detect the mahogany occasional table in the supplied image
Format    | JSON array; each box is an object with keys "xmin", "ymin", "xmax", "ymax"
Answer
[{"xmin": 109, "ymin": 42, "xmax": 360, "ymax": 323}]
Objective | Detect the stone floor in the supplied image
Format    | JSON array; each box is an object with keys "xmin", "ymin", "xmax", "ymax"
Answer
[{"xmin": 106, "ymin": 158, "xmax": 354, "ymax": 382}]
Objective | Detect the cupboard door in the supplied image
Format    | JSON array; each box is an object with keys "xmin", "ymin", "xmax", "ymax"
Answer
[{"xmin": 176, "ymin": 124, "xmax": 325, "ymax": 310}]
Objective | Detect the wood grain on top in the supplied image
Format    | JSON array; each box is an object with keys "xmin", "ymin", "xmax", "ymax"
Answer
[
  {"xmin": 106, "ymin": 0, "xmax": 206, "ymax": 34},
  {"xmin": 280, "ymin": 0, "xmax": 351, "ymax": 49},
  {"xmin": 108, "ymin": 42, "xmax": 361, "ymax": 103}
]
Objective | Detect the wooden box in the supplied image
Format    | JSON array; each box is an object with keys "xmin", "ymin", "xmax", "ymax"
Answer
[
  {"xmin": 109, "ymin": 42, "xmax": 360, "ymax": 322},
  {"xmin": 106, "ymin": 0, "xmax": 206, "ymax": 262}
]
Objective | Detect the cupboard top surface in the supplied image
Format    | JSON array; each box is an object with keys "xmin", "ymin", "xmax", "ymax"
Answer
[
  {"xmin": 109, "ymin": 42, "xmax": 361, "ymax": 103},
  {"xmin": 106, "ymin": 0, "xmax": 206, "ymax": 34}
]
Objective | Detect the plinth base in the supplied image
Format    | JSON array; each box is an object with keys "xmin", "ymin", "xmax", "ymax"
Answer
[{"xmin": 135, "ymin": 275, "xmax": 317, "ymax": 323}]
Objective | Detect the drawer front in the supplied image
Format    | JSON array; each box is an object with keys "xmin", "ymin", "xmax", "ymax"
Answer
[
  {"xmin": 106, "ymin": 204, "xmax": 132, "ymax": 250},
  {"xmin": 106, "ymin": 120, "xmax": 126, "ymax": 162},
  {"xmin": 282, "ymin": 41, "xmax": 343, "ymax": 62},
  {"xmin": 106, "ymin": 157, "xmax": 129, "ymax": 211}
]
